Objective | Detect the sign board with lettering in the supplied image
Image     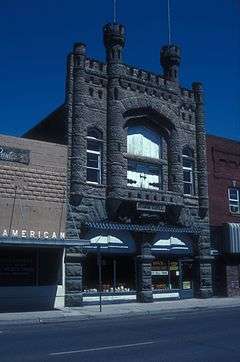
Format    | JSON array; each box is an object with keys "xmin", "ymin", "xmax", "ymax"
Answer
[
  {"xmin": 137, "ymin": 201, "xmax": 166, "ymax": 213},
  {"xmin": 0, "ymin": 145, "xmax": 30, "ymax": 165}
]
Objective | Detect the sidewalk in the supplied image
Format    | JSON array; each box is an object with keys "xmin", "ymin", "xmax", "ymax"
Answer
[{"xmin": 0, "ymin": 297, "xmax": 240, "ymax": 326}]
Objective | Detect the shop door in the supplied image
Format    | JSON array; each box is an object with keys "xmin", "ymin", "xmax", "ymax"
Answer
[{"xmin": 181, "ymin": 261, "xmax": 194, "ymax": 298}]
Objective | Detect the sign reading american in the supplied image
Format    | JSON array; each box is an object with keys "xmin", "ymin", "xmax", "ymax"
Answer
[{"xmin": 0, "ymin": 229, "xmax": 65, "ymax": 239}]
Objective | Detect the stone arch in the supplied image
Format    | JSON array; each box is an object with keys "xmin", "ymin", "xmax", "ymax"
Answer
[{"xmin": 120, "ymin": 96, "xmax": 179, "ymax": 129}]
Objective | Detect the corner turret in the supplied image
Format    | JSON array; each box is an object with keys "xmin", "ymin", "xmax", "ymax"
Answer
[
  {"xmin": 103, "ymin": 23, "xmax": 125, "ymax": 63},
  {"xmin": 160, "ymin": 45, "xmax": 181, "ymax": 82}
]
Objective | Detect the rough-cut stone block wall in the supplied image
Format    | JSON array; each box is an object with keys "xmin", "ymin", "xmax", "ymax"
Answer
[{"xmin": 0, "ymin": 135, "xmax": 67, "ymax": 235}]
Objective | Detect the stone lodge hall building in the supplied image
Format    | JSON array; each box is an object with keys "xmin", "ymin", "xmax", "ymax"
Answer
[{"xmin": 1, "ymin": 23, "xmax": 214, "ymax": 308}]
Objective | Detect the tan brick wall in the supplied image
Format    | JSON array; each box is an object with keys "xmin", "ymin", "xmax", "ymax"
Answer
[{"xmin": 0, "ymin": 135, "xmax": 67, "ymax": 236}]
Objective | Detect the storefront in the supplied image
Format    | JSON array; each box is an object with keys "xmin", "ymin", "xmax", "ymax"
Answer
[
  {"xmin": 214, "ymin": 223, "xmax": 240, "ymax": 297},
  {"xmin": 82, "ymin": 224, "xmax": 196, "ymax": 304},
  {"xmin": 151, "ymin": 232, "xmax": 194, "ymax": 300},
  {"xmin": 0, "ymin": 238, "xmax": 83, "ymax": 311},
  {"xmin": 82, "ymin": 230, "xmax": 137, "ymax": 304}
]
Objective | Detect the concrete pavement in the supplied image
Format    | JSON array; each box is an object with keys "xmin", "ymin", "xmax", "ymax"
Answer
[{"xmin": 0, "ymin": 297, "xmax": 240, "ymax": 326}]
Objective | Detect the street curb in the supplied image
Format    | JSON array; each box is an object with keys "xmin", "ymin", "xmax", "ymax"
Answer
[{"xmin": 0, "ymin": 303, "xmax": 240, "ymax": 327}]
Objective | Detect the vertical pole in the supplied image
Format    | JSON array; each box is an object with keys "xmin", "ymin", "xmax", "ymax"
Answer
[
  {"xmin": 113, "ymin": 0, "xmax": 117, "ymax": 24},
  {"xmin": 167, "ymin": 0, "xmax": 172, "ymax": 45},
  {"xmin": 8, "ymin": 185, "xmax": 17, "ymax": 236},
  {"xmin": 179, "ymin": 260, "xmax": 183, "ymax": 291},
  {"xmin": 113, "ymin": 258, "xmax": 117, "ymax": 292},
  {"xmin": 97, "ymin": 245, "xmax": 102, "ymax": 312},
  {"xmin": 36, "ymin": 248, "xmax": 39, "ymax": 286},
  {"xmin": 58, "ymin": 187, "xmax": 65, "ymax": 238}
]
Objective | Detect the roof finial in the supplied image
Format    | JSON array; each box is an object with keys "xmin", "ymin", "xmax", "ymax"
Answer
[
  {"xmin": 167, "ymin": 0, "xmax": 172, "ymax": 45},
  {"xmin": 113, "ymin": 0, "xmax": 117, "ymax": 23}
]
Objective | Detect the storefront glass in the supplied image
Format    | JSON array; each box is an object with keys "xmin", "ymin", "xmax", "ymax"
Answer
[
  {"xmin": 83, "ymin": 255, "xmax": 136, "ymax": 293},
  {"xmin": 152, "ymin": 258, "xmax": 192, "ymax": 291},
  {"xmin": 0, "ymin": 247, "xmax": 63, "ymax": 287}
]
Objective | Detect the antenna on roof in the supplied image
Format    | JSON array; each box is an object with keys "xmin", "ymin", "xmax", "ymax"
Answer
[
  {"xmin": 113, "ymin": 0, "xmax": 117, "ymax": 23},
  {"xmin": 167, "ymin": 0, "xmax": 172, "ymax": 45}
]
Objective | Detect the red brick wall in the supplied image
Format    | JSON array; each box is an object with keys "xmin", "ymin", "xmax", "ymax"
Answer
[
  {"xmin": 207, "ymin": 135, "xmax": 240, "ymax": 227},
  {"xmin": 226, "ymin": 264, "xmax": 240, "ymax": 297}
]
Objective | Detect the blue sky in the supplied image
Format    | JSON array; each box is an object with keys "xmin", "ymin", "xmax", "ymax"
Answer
[{"xmin": 0, "ymin": 0, "xmax": 239, "ymax": 140}]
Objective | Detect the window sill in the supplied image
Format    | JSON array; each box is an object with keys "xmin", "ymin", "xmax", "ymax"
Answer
[
  {"xmin": 229, "ymin": 211, "xmax": 240, "ymax": 217},
  {"xmin": 86, "ymin": 181, "xmax": 105, "ymax": 188},
  {"xmin": 124, "ymin": 153, "xmax": 167, "ymax": 165},
  {"xmin": 183, "ymin": 194, "xmax": 198, "ymax": 199}
]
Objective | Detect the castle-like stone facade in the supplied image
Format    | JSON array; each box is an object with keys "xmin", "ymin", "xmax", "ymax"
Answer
[
  {"xmin": 24, "ymin": 23, "xmax": 214, "ymax": 306},
  {"xmin": 62, "ymin": 23, "xmax": 213, "ymax": 305}
]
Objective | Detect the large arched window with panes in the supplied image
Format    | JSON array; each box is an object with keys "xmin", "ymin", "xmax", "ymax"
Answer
[
  {"xmin": 127, "ymin": 124, "xmax": 162, "ymax": 190},
  {"xmin": 182, "ymin": 147, "xmax": 195, "ymax": 195},
  {"xmin": 86, "ymin": 128, "xmax": 103, "ymax": 184}
]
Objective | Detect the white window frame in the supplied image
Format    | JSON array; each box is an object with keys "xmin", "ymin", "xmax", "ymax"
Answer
[
  {"xmin": 127, "ymin": 160, "xmax": 162, "ymax": 190},
  {"xmin": 228, "ymin": 188, "xmax": 240, "ymax": 214},
  {"xmin": 127, "ymin": 124, "xmax": 162, "ymax": 190},
  {"xmin": 86, "ymin": 135, "xmax": 102, "ymax": 185},
  {"xmin": 183, "ymin": 153, "xmax": 194, "ymax": 196}
]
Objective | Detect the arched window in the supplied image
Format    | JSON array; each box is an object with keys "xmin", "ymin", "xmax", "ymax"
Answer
[
  {"xmin": 127, "ymin": 124, "xmax": 162, "ymax": 190},
  {"xmin": 182, "ymin": 147, "xmax": 194, "ymax": 195},
  {"xmin": 86, "ymin": 128, "xmax": 102, "ymax": 184}
]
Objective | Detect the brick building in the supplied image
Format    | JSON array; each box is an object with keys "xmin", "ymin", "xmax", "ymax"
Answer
[
  {"xmin": 0, "ymin": 135, "xmax": 69, "ymax": 310},
  {"xmin": 207, "ymin": 135, "xmax": 240, "ymax": 297},
  {"xmin": 0, "ymin": 22, "xmax": 214, "ymax": 309}
]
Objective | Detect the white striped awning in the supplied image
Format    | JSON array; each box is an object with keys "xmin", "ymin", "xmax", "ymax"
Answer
[{"xmin": 226, "ymin": 223, "xmax": 240, "ymax": 254}]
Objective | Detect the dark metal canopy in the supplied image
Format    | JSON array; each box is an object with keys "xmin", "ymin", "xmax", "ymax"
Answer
[
  {"xmin": 84, "ymin": 222, "xmax": 200, "ymax": 234},
  {"xmin": 0, "ymin": 238, "xmax": 90, "ymax": 248}
]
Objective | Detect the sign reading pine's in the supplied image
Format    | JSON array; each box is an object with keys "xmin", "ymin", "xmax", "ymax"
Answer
[
  {"xmin": 0, "ymin": 145, "xmax": 30, "ymax": 165},
  {"xmin": 0, "ymin": 229, "xmax": 65, "ymax": 239}
]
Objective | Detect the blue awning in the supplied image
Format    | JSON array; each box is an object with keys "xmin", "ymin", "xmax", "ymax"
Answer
[
  {"xmin": 151, "ymin": 235, "xmax": 192, "ymax": 255},
  {"xmin": 83, "ymin": 230, "xmax": 136, "ymax": 254},
  {"xmin": 84, "ymin": 222, "xmax": 199, "ymax": 234}
]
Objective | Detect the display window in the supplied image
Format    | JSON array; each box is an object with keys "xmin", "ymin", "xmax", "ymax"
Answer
[
  {"xmin": 0, "ymin": 247, "xmax": 63, "ymax": 287},
  {"xmin": 83, "ymin": 255, "xmax": 136, "ymax": 293},
  {"xmin": 152, "ymin": 258, "xmax": 193, "ymax": 291}
]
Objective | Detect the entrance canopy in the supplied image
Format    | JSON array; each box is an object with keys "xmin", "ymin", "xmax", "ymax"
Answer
[{"xmin": 225, "ymin": 223, "xmax": 240, "ymax": 254}]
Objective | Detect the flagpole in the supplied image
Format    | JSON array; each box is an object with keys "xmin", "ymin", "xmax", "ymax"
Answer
[
  {"xmin": 113, "ymin": 0, "xmax": 117, "ymax": 23},
  {"xmin": 167, "ymin": 0, "xmax": 172, "ymax": 45}
]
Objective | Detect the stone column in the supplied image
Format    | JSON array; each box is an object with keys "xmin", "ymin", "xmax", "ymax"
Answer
[
  {"xmin": 194, "ymin": 230, "xmax": 213, "ymax": 298},
  {"xmin": 136, "ymin": 237, "xmax": 155, "ymax": 303},
  {"xmin": 64, "ymin": 247, "xmax": 86, "ymax": 307},
  {"xmin": 192, "ymin": 82, "xmax": 209, "ymax": 216},
  {"xmin": 66, "ymin": 43, "xmax": 87, "ymax": 237},
  {"xmin": 168, "ymin": 127, "xmax": 183, "ymax": 194},
  {"xmin": 103, "ymin": 23, "xmax": 127, "ymax": 217}
]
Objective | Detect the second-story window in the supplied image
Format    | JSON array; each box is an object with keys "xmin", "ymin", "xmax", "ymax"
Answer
[
  {"xmin": 86, "ymin": 128, "xmax": 102, "ymax": 184},
  {"xmin": 183, "ymin": 147, "xmax": 194, "ymax": 195},
  {"xmin": 228, "ymin": 188, "xmax": 240, "ymax": 214},
  {"xmin": 127, "ymin": 125, "xmax": 162, "ymax": 190}
]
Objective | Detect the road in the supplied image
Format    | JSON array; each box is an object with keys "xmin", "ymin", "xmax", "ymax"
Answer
[{"xmin": 0, "ymin": 307, "xmax": 240, "ymax": 361}]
